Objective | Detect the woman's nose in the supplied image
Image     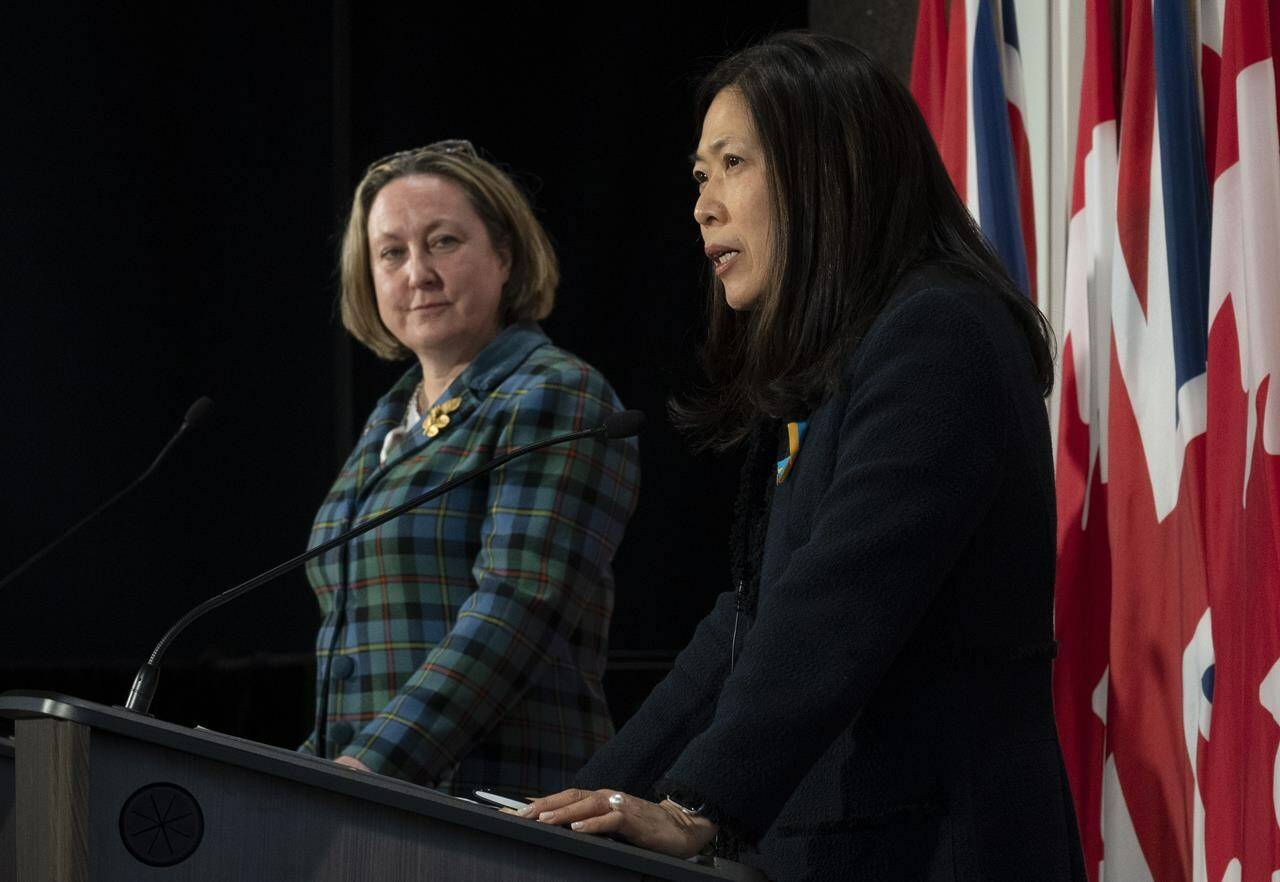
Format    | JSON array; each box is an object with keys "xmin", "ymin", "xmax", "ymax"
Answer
[
  {"xmin": 407, "ymin": 248, "xmax": 439, "ymax": 288},
  {"xmin": 694, "ymin": 190, "xmax": 723, "ymax": 227}
]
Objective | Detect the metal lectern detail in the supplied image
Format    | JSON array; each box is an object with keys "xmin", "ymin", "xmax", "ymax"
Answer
[{"xmin": 118, "ymin": 782, "xmax": 205, "ymax": 867}]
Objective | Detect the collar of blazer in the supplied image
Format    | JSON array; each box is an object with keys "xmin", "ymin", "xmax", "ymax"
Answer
[{"xmin": 351, "ymin": 322, "xmax": 552, "ymax": 491}]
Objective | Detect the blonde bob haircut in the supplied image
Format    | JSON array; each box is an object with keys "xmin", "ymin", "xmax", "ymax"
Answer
[{"xmin": 339, "ymin": 140, "xmax": 559, "ymax": 360}]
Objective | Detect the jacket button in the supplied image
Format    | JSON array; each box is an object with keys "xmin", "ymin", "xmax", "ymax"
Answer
[
  {"xmin": 328, "ymin": 721, "xmax": 354, "ymax": 748},
  {"xmin": 331, "ymin": 654, "xmax": 356, "ymax": 680}
]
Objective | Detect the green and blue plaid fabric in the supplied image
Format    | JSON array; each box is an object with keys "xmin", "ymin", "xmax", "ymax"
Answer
[{"xmin": 300, "ymin": 323, "xmax": 640, "ymax": 796}]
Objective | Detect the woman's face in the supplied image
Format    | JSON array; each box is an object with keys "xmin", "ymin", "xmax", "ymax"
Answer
[
  {"xmin": 367, "ymin": 174, "xmax": 510, "ymax": 365},
  {"xmin": 692, "ymin": 89, "xmax": 773, "ymax": 311}
]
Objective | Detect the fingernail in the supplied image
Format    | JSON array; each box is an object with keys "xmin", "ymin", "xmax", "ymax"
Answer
[
  {"xmin": 538, "ymin": 812, "xmax": 555, "ymax": 822},
  {"xmin": 571, "ymin": 821, "xmax": 584, "ymax": 830},
  {"xmin": 516, "ymin": 805, "xmax": 533, "ymax": 816}
]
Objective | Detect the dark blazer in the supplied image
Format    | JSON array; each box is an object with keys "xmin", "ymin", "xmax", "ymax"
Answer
[{"xmin": 576, "ymin": 267, "xmax": 1085, "ymax": 881}]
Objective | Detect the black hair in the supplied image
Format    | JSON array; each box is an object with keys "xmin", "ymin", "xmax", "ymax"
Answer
[{"xmin": 673, "ymin": 31, "xmax": 1054, "ymax": 450}]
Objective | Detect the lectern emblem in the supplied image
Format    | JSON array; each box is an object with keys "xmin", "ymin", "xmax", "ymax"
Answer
[{"xmin": 119, "ymin": 782, "xmax": 205, "ymax": 867}]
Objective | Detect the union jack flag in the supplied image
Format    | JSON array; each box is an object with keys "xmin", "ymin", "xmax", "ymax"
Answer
[
  {"xmin": 913, "ymin": 0, "xmax": 1037, "ymax": 301},
  {"xmin": 912, "ymin": 0, "xmax": 1280, "ymax": 877}
]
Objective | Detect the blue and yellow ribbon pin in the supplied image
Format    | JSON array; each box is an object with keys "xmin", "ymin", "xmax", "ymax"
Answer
[{"xmin": 776, "ymin": 420, "xmax": 808, "ymax": 484}]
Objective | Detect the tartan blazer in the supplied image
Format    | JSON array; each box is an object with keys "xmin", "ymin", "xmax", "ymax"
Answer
[{"xmin": 301, "ymin": 323, "xmax": 640, "ymax": 797}]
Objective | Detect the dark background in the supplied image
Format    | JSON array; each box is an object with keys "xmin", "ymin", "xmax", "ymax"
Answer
[{"xmin": 0, "ymin": 2, "xmax": 914, "ymax": 745}]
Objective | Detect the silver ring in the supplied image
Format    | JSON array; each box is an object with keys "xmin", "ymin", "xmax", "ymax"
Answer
[{"xmin": 607, "ymin": 793, "xmax": 624, "ymax": 809}]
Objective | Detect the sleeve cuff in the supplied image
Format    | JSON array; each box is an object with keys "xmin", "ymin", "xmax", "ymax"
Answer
[
  {"xmin": 340, "ymin": 732, "xmax": 405, "ymax": 779},
  {"xmin": 297, "ymin": 732, "xmax": 317, "ymax": 755},
  {"xmin": 654, "ymin": 777, "xmax": 757, "ymax": 845}
]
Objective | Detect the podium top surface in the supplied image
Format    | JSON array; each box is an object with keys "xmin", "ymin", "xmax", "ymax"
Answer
[{"xmin": 0, "ymin": 691, "xmax": 761, "ymax": 882}]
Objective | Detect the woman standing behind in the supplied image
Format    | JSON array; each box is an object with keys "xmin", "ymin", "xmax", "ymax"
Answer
[
  {"xmin": 523, "ymin": 34, "xmax": 1085, "ymax": 881},
  {"xmin": 301, "ymin": 141, "xmax": 640, "ymax": 799}
]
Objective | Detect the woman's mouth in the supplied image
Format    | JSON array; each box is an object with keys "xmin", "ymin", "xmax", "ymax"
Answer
[{"xmin": 711, "ymin": 250, "xmax": 740, "ymax": 276}]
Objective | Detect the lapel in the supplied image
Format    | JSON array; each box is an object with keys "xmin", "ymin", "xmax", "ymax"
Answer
[
  {"xmin": 354, "ymin": 322, "xmax": 551, "ymax": 505},
  {"xmin": 347, "ymin": 368, "xmax": 418, "ymax": 497}
]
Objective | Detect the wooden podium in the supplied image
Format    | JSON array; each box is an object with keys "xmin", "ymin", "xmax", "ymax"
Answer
[
  {"xmin": 0, "ymin": 692, "xmax": 763, "ymax": 882},
  {"xmin": 1, "ymin": 735, "xmax": 14, "ymax": 882}
]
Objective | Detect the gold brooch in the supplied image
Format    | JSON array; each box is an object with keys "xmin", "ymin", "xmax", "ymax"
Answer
[{"xmin": 423, "ymin": 397, "xmax": 462, "ymax": 438}]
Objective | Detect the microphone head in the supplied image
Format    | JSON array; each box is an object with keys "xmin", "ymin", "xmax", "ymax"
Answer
[
  {"xmin": 183, "ymin": 396, "xmax": 215, "ymax": 429},
  {"xmin": 602, "ymin": 409, "xmax": 645, "ymax": 439}
]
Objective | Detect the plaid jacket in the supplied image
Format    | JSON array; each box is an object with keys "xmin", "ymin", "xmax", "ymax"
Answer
[{"xmin": 300, "ymin": 323, "xmax": 639, "ymax": 797}]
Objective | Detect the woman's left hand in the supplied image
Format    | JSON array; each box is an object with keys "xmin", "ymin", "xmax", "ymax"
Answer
[
  {"xmin": 334, "ymin": 755, "xmax": 372, "ymax": 772},
  {"xmin": 520, "ymin": 788, "xmax": 719, "ymax": 858}
]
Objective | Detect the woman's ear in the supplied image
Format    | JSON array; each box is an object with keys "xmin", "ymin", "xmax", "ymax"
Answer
[{"xmin": 498, "ymin": 240, "xmax": 514, "ymax": 279}]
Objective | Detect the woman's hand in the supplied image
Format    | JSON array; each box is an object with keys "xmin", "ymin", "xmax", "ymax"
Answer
[
  {"xmin": 334, "ymin": 755, "xmax": 372, "ymax": 772},
  {"xmin": 520, "ymin": 789, "xmax": 719, "ymax": 858}
]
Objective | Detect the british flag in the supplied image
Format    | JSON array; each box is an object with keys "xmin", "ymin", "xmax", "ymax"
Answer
[
  {"xmin": 1101, "ymin": 0, "xmax": 1212, "ymax": 877},
  {"xmin": 914, "ymin": 0, "xmax": 1037, "ymax": 301},
  {"xmin": 912, "ymin": 0, "xmax": 1280, "ymax": 877}
]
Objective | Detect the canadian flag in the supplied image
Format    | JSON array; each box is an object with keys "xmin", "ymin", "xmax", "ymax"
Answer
[
  {"xmin": 1200, "ymin": 0, "xmax": 1280, "ymax": 879},
  {"xmin": 911, "ymin": 1, "xmax": 1280, "ymax": 877},
  {"xmin": 1050, "ymin": 0, "xmax": 1280, "ymax": 877},
  {"xmin": 1052, "ymin": 0, "xmax": 1117, "ymax": 875}
]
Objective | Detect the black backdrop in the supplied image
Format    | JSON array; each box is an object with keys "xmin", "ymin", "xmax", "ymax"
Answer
[{"xmin": 0, "ymin": 3, "xmax": 810, "ymax": 744}]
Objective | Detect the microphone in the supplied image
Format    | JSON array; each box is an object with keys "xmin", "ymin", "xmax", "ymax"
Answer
[
  {"xmin": 0, "ymin": 396, "xmax": 215, "ymax": 592},
  {"xmin": 123, "ymin": 409, "xmax": 644, "ymax": 715},
  {"xmin": 182, "ymin": 396, "xmax": 215, "ymax": 430},
  {"xmin": 602, "ymin": 409, "xmax": 645, "ymax": 439}
]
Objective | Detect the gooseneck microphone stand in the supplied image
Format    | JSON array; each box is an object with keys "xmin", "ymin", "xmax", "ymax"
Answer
[
  {"xmin": 123, "ymin": 410, "xmax": 644, "ymax": 716},
  {"xmin": 0, "ymin": 396, "xmax": 214, "ymax": 592}
]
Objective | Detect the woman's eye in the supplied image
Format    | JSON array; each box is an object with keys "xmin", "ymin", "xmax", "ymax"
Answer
[
  {"xmin": 724, "ymin": 154, "xmax": 743, "ymax": 169},
  {"xmin": 692, "ymin": 170, "xmax": 708, "ymax": 186},
  {"xmin": 379, "ymin": 246, "xmax": 405, "ymax": 260},
  {"xmin": 431, "ymin": 235, "xmax": 459, "ymax": 249}
]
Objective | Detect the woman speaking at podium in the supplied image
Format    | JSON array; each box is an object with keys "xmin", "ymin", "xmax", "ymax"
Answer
[
  {"xmin": 299, "ymin": 141, "xmax": 640, "ymax": 798},
  {"xmin": 524, "ymin": 33, "xmax": 1085, "ymax": 881}
]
